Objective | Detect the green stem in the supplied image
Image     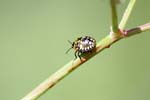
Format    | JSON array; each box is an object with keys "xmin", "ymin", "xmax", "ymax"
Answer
[
  {"xmin": 21, "ymin": 23, "xmax": 150, "ymax": 100},
  {"xmin": 110, "ymin": 0, "xmax": 119, "ymax": 33},
  {"xmin": 119, "ymin": 0, "xmax": 136, "ymax": 30}
]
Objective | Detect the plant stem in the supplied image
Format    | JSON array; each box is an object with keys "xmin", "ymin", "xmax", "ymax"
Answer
[
  {"xmin": 126, "ymin": 23, "xmax": 150, "ymax": 37},
  {"xmin": 110, "ymin": 0, "xmax": 119, "ymax": 33},
  {"xmin": 119, "ymin": 0, "xmax": 136, "ymax": 30},
  {"xmin": 21, "ymin": 23, "xmax": 150, "ymax": 100}
]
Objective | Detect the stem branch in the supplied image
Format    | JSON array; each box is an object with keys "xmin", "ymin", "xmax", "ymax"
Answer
[
  {"xmin": 119, "ymin": 0, "xmax": 136, "ymax": 29},
  {"xmin": 21, "ymin": 23, "xmax": 150, "ymax": 100},
  {"xmin": 126, "ymin": 23, "xmax": 150, "ymax": 37},
  {"xmin": 110, "ymin": 0, "xmax": 119, "ymax": 33}
]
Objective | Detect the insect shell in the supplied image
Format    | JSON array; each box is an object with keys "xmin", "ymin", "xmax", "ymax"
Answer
[{"xmin": 66, "ymin": 36, "xmax": 96, "ymax": 59}]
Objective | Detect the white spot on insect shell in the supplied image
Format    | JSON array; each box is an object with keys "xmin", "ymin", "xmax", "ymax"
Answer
[
  {"xmin": 81, "ymin": 47, "xmax": 84, "ymax": 51},
  {"xmin": 89, "ymin": 41, "xmax": 92, "ymax": 45},
  {"xmin": 84, "ymin": 47, "xmax": 87, "ymax": 51},
  {"xmin": 89, "ymin": 45, "xmax": 92, "ymax": 49},
  {"xmin": 79, "ymin": 44, "xmax": 83, "ymax": 48}
]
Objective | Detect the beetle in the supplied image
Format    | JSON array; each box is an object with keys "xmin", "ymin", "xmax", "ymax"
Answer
[{"xmin": 66, "ymin": 36, "xmax": 96, "ymax": 59}]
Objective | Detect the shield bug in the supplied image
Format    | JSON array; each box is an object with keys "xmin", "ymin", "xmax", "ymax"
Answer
[{"xmin": 66, "ymin": 36, "xmax": 96, "ymax": 59}]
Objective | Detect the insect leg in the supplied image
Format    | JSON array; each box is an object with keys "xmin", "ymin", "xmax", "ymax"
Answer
[
  {"xmin": 77, "ymin": 51, "xmax": 82, "ymax": 60},
  {"xmin": 74, "ymin": 50, "xmax": 78, "ymax": 59}
]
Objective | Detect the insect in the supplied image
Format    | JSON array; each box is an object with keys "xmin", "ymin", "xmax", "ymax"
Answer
[{"xmin": 66, "ymin": 36, "xmax": 96, "ymax": 59}]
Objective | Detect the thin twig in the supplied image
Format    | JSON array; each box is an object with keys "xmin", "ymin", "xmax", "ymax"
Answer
[
  {"xmin": 110, "ymin": 0, "xmax": 119, "ymax": 33},
  {"xmin": 119, "ymin": 0, "xmax": 136, "ymax": 30},
  {"xmin": 126, "ymin": 23, "xmax": 150, "ymax": 37},
  {"xmin": 21, "ymin": 23, "xmax": 150, "ymax": 100}
]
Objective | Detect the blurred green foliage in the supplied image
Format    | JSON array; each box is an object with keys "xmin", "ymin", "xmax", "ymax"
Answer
[{"xmin": 0, "ymin": 0, "xmax": 149, "ymax": 100}]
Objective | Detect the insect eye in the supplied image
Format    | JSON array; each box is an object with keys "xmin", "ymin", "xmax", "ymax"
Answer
[{"xmin": 77, "ymin": 37, "xmax": 82, "ymax": 40}]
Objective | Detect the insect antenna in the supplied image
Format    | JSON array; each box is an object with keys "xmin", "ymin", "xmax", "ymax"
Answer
[
  {"xmin": 67, "ymin": 40, "xmax": 72, "ymax": 45},
  {"xmin": 66, "ymin": 40, "xmax": 73, "ymax": 54},
  {"xmin": 65, "ymin": 47, "xmax": 72, "ymax": 54}
]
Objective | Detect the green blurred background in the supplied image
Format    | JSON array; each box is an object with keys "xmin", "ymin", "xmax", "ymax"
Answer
[{"xmin": 0, "ymin": 0, "xmax": 150, "ymax": 100}]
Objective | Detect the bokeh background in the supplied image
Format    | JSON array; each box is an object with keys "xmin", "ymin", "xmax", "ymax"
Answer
[{"xmin": 0, "ymin": 0, "xmax": 150, "ymax": 100}]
